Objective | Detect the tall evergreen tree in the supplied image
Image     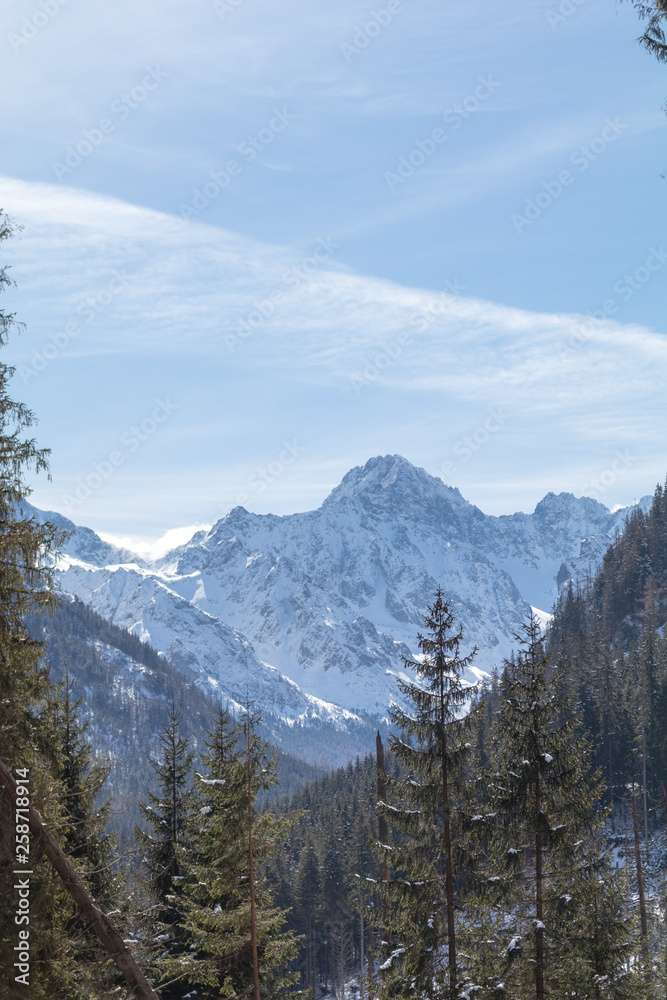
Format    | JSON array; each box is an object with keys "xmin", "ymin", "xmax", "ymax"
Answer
[
  {"xmin": 0, "ymin": 211, "xmax": 129, "ymax": 998},
  {"xmin": 375, "ymin": 590, "xmax": 479, "ymax": 999},
  {"xmin": 163, "ymin": 706, "xmax": 299, "ymax": 999},
  {"xmin": 39, "ymin": 672, "xmax": 126, "ymax": 994},
  {"xmin": 137, "ymin": 706, "xmax": 193, "ymax": 998},
  {"xmin": 321, "ymin": 837, "xmax": 353, "ymax": 998},
  {"xmin": 49, "ymin": 673, "xmax": 117, "ymax": 906},
  {"xmin": 626, "ymin": 782, "xmax": 652, "ymax": 986},
  {"xmin": 481, "ymin": 616, "xmax": 646, "ymax": 1000},
  {"xmin": 294, "ymin": 840, "xmax": 323, "ymax": 997}
]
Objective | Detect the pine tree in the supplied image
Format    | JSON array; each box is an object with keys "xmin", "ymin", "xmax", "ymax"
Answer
[
  {"xmin": 632, "ymin": 1, "xmax": 667, "ymax": 63},
  {"xmin": 375, "ymin": 590, "xmax": 479, "ymax": 1000},
  {"xmin": 164, "ymin": 706, "xmax": 299, "ymax": 999},
  {"xmin": 49, "ymin": 673, "xmax": 117, "ymax": 906},
  {"xmin": 139, "ymin": 707, "xmax": 192, "ymax": 907},
  {"xmin": 321, "ymin": 837, "xmax": 353, "ymax": 998},
  {"xmin": 350, "ymin": 816, "xmax": 375, "ymax": 1000},
  {"xmin": 137, "ymin": 706, "xmax": 193, "ymax": 998},
  {"xmin": 635, "ymin": 582, "xmax": 663, "ymax": 834},
  {"xmin": 573, "ymin": 849, "xmax": 646, "ymax": 1000},
  {"xmin": 294, "ymin": 840, "xmax": 322, "ymax": 997},
  {"xmin": 0, "ymin": 211, "xmax": 128, "ymax": 998},
  {"xmin": 626, "ymin": 782, "xmax": 652, "ymax": 987},
  {"xmin": 41, "ymin": 672, "xmax": 125, "ymax": 993},
  {"xmin": 482, "ymin": 615, "xmax": 646, "ymax": 1000}
]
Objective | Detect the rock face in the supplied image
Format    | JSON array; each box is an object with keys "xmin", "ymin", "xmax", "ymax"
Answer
[{"xmin": 32, "ymin": 455, "xmax": 648, "ymax": 752}]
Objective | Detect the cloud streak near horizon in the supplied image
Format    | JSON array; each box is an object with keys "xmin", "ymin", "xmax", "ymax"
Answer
[{"xmin": 2, "ymin": 175, "xmax": 666, "ymax": 531}]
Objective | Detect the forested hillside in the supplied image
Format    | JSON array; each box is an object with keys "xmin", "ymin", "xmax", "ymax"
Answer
[
  {"xmin": 28, "ymin": 597, "xmax": 320, "ymax": 843},
  {"xmin": 549, "ymin": 479, "xmax": 667, "ymax": 815},
  {"xmin": 271, "ymin": 755, "xmax": 379, "ymax": 998}
]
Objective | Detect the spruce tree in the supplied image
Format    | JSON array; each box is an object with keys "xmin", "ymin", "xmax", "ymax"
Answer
[
  {"xmin": 626, "ymin": 782, "xmax": 652, "ymax": 988},
  {"xmin": 40, "ymin": 672, "xmax": 126, "ymax": 994},
  {"xmin": 294, "ymin": 840, "xmax": 322, "ymax": 997},
  {"xmin": 482, "ymin": 615, "xmax": 646, "ymax": 1000},
  {"xmin": 49, "ymin": 673, "xmax": 117, "ymax": 906},
  {"xmin": 0, "ymin": 211, "xmax": 126, "ymax": 998},
  {"xmin": 163, "ymin": 706, "xmax": 299, "ymax": 999},
  {"xmin": 375, "ymin": 590, "xmax": 479, "ymax": 1000},
  {"xmin": 572, "ymin": 848, "xmax": 646, "ymax": 1000},
  {"xmin": 321, "ymin": 837, "xmax": 353, "ymax": 998},
  {"xmin": 137, "ymin": 706, "xmax": 193, "ymax": 998},
  {"xmin": 350, "ymin": 816, "xmax": 375, "ymax": 1000},
  {"xmin": 632, "ymin": 1, "xmax": 667, "ymax": 63}
]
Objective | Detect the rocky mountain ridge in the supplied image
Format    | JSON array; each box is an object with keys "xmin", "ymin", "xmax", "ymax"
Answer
[{"xmin": 29, "ymin": 456, "xmax": 650, "ymax": 760}]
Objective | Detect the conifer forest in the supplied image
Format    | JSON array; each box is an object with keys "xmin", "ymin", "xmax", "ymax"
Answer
[{"xmin": 1, "ymin": 2, "xmax": 667, "ymax": 999}]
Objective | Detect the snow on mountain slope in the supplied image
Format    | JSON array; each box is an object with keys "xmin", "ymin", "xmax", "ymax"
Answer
[
  {"xmin": 21, "ymin": 501, "xmax": 140, "ymax": 567},
  {"xmin": 28, "ymin": 456, "xmax": 648, "ymax": 730},
  {"xmin": 52, "ymin": 553, "xmax": 367, "ymax": 748},
  {"xmin": 479, "ymin": 492, "xmax": 627, "ymax": 612},
  {"xmin": 157, "ymin": 461, "xmax": 525, "ymax": 713}
]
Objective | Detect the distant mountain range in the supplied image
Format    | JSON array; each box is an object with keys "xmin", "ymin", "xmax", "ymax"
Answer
[{"xmin": 29, "ymin": 455, "xmax": 651, "ymax": 764}]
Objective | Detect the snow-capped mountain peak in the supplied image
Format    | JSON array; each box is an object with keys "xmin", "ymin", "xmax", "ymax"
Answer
[
  {"xmin": 30, "ymin": 457, "xmax": 648, "ymax": 762},
  {"xmin": 533, "ymin": 491, "xmax": 611, "ymax": 523},
  {"xmin": 324, "ymin": 454, "xmax": 467, "ymax": 514}
]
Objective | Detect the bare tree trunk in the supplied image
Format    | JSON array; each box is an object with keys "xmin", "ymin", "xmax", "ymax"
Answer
[
  {"xmin": 248, "ymin": 825, "xmax": 260, "ymax": 1000},
  {"xmin": 359, "ymin": 904, "xmax": 366, "ymax": 1000},
  {"xmin": 592, "ymin": 891, "xmax": 602, "ymax": 1000},
  {"xmin": 534, "ymin": 771, "xmax": 545, "ymax": 1000},
  {"xmin": 246, "ymin": 726, "xmax": 261, "ymax": 1000},
  {"xmin": 373, "ymin": 731, "xmax": 388, "ymax": 994},
  {"xmin": 608, "ymin": 728, "xmax": 615, "ymax": 831},
  {"xmin": 442, "ymin": 766, "xmax": 457, "ymax": 999},
  {"xmin": 641, "ymin": 731, "xmax": 650, "ymax": 851},
  {"xmin": 439, "ymin": 676, "xmax": 457, "ymax": 999},
  {"xmin": 630, "ymin": 788, "xmax": 651, "ymax": 973},
  {"xmin": 0, "ymin": 756, "xmax": 159, "ymax": 1000},
  {"xmin": 376, "ymin": 732, "xmax": 388, "ymax": 885}
]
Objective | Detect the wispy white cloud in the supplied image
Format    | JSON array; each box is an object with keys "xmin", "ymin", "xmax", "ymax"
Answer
[
  {"xmin": 4, "ymin": 175, "xmax": 666, "ymax": 529},
  {"xmin": 3, "ymin": 175, "xmax": 666, "ymax": 407},
  {"xmin": 98, "ymin": 524, "xmax": 211, "ymax": 560}
]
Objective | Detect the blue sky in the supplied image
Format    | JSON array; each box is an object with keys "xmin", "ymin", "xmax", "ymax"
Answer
[{"xmin": 1, "ymin": 0, "xmax": 666, "ymax": 542}]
